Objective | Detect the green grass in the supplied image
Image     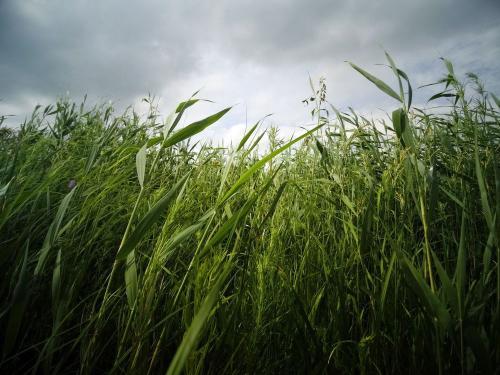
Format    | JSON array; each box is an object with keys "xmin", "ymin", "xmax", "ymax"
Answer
[{"xmin": 0, "ymin": 55, "xmax": 499, "ymax": 374}]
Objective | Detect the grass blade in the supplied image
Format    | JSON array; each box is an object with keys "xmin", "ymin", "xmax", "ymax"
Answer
[
  {"xmin": 474, "ymin": 133, "xmax": 493, "ymax": 229},
  {"xmin": 380, "ymin": 251, "xmax": 396, "ymax": 313},
  {"xmin": 34, "ymin": 187, "xmax": 77, "ymax": 276},
  {"xmin": 175, "ymin": 99, "xmax": 199, "ymax": 114},
  {"xmin": 125, "ymin": 251, "xmax": 138, "ymax": 309},
  {"xmin": 163, "ymin": 108, "xmax": 231, "ymax": 148},
  {"xmin": 237, "ymin": 121, "xmax": 259, "ymax": 152},
  {"xmin": 136, "ymin": 144, "xmax": 147, "ymax": 189},
  {"xmin": 349, "ymin": 62, "xmax": 402, "ymax": 102},
  {"xmin": 166, "ymin": 263, "xmax": 232, "ymax": 375},
  {"xmin": 116, "ymin": 174, "xmax": 190, "ymax": 260},
  {"xmin": 222, "ymin": 124, "xmax": 323, "ymax": 202},
  {"xmin": 400, "ymin": 253, "xmax": 451, "ymax": 331}
]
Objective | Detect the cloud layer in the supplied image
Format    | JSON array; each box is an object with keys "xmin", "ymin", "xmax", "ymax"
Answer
[{"xmin": 1, "ymin": 0, "xmax": 499, "ymax": 143}]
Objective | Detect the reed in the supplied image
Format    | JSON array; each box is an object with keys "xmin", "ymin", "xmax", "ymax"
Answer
[{"xmin": 0, "ymin": 54, "xmax": 498, "ymax": 374}]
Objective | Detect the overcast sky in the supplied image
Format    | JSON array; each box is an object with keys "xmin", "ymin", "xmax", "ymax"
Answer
[{"xmin": 1, "ymin": 0, "xmax": 499, "ymax": 144}]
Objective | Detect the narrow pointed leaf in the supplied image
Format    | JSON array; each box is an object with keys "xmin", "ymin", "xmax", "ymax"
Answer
[
  {"xmin": 116, "ymin": 174, "xmax": 190, "ymax": 260},
  {"xmin": 474, "ymin": 135, "xmax": 493, "ymax": 229},
  {"xmin": 349, "ymin": 62, "xmax": 402, "ymax": 102},
  {"xmin": 0, "ymin": 180, "xmax": 11, "ymax": 198},
  {"xmin": 385, "ymin": 51, "xmax": 404, "ymax": 103},
  {"xmin": 166, "ymin": 263, "xmax": 232, "ymax": 375},
  {"xmin": 203, "ymin": 169, "xmax": 279, "ymax": 257},
  {"xmin": 136, "ymin": 144, "xmax": 147, "ymax": 189},
  {"xmin": 454, "ymin": 210, "xmax": 467, "ymax": 300},
  {"xmin": 51, "ymin": 249, "xmax": 62, "ymax": 321},
  {"xmin": 242, "ymin": 130, "xmax": 266, "ymax": 159},
  {"xmin": 237, "ymin": 121, "xmax": 260, "ymax": 151},
  {"xmin": 397, "ymin": 68, "xmax": 413, "ymax": 109},
  {"xmin": 380, "ymin": 251, "xmax": 396, "ymax": 313},
  {"xmin": 201, "ymin": 194, "xmax": 259, "ymax": 257},
  {"xmin": 163, "ymin": 108, "xmax": 231, "ymax": 148},
  {"xmin": 175, "ymin": 99, "xmax": 199, "ymax": 114},
  {"xmin": 125, "ymin": 251, "xmax": 138, "ymax": 308},
  {"xmin": 35, "ymin": 187, "xmax": 77, "ymax": 276},
  {"xmin": 222, "ymin": 124, "xmax": 322, "ymax": 202},
  {"xmin": 428, "ymin": 92, "xmax": 457, "ymax": 102},
  {"xmin": 258, "ymin": 181, "xmax": 287, "ymax": 231},
  {"xmin": 431, "ymin": 249, "xmax": 458, "ymax": 314},
  {"xmin": 400, "ymin": 253, "xmax": 451, "ymax": 331},
  {"xmin": 159, "ymin": 220, "xmax": 208, "ymax": 263}
]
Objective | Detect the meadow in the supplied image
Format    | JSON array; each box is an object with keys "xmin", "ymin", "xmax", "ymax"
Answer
[{"xmin": 0, "ymin": 54, "xmax": 499, "ymax": 374}]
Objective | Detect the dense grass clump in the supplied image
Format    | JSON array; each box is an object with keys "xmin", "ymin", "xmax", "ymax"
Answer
[{"xmin": 0, "ymin": 56, "xmax": 499, "ymax": 374}]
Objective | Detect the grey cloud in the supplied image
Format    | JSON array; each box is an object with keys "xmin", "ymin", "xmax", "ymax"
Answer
[
  {"xmin": 0, "ymin": 1, "xmax": 197, "ymax": 100},
  {"xmin": 0, "ymin": 0, "xmax": 499, "ymax": 130},
  {"xmin": 200, "ymin": 0, "xmax": 499, "ymax": 64}
]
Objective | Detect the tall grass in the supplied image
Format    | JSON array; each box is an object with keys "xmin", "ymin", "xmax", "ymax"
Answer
[{"xmin": 0, "ymin": 55, "xmax": 498, "ymax": 374}]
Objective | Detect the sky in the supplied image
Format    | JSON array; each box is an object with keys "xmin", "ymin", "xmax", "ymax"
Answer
[{"xmin": 1, "ymin": 0, "xmax": 499, "ymax": 145}]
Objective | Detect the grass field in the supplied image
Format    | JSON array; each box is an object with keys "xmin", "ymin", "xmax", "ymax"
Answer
[{"xmin": 1, "ymin": 55, "xmax": 499, "ymax": 374}]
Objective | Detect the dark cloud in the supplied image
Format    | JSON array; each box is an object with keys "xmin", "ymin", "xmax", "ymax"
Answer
[
  {"xmin": 1, "ymin": 0, "xmax": 499, "ymax": 136},
  {"xmin": 0, "ymin": 1, "xmax": 197, "ymax": 100}
]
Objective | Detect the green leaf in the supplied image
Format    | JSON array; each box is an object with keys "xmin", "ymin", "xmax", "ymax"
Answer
[
  {"xmin": 392, "ymin": 108, "xmax": 415, "ymax": 149},
  {"xmin": 340, "ymin": 194, "xmax": 356, "ymax": 215},
  {"xmin": 396, "ymin": 68, "xmax": 413, "ymax": 109},
  {"xmin": 441, "ymin": 57, "xmax": 454, "ymax": 75},
  {"xmin": 201, "ymin": 194, "xmax": 259, "ymax": 257},
  {"xmin": 237, "ymin": 122, "xmax": 259, "ymax": 151},
  {"xmin": 125, "ymin": 251, "xmax": 138, "ymax": 309},
  {"xmin": 35, "ymin": 187, "xmax": 77, "ymax": 276},
  {"xmin": 482, "ymin": 232, "xmax": 494, "ymax": 286},
  {"xmin": 116, "ymin": 174, "xmax": 190, "ymax": 260},
  {"xmin": 51, "ymin": 249, "xmax": 62, "ymax": 322},
  {"xmin": 175, "ymin": 98, "xmax": 203, "ymax": 114},
  {"xmin": 158, "ymin": 220, "xmax": 208, "ymax": 263},
  {"xmin": 359, "ymin": 186, "xmax": 374, "ymax": 258},
  {"xmin": 454, "ymin": 210, "xmax": 467, "ymax": 304},
  {"xmin": 237, "ymin": 119, "xmax": 264, "ymax": 152},
  {"xmin": 258, "ymin": 181, "xmax": 287, "ymax": 231},
  {"xmin": 166, "ymin": 262, "xmax": 232, "ymax": 375},
  {"xmin": 474, "ymin": 134, "xmax": 493, "ymax": 230},
  {"xmin": 315, "ymin": 138, "xmax": 330, "ymax": 166},
  {"xmin": 162, "ymin": 111, "xmax": 176, "ymax": 139},
  {"xmin": 201, "ymin": 168, "xmax": 280, "ymax": 258},
  {"xmin": 0, "ymin": 180, "xmax": 11, "ymax": 198},
  {"xmin": 385, "ymin": 51, "xmax": 404, "ymax": 104},
  {"xmin": 169, "ymin": 94, "xmax": 211, "ymax": 135},
  {"xmin": 380, "ymin": 251, "xmax": 396, "ymax": 313},
  {"xmin": 147, "ymin": 136, "xmax": 164, "ymax": 148},
  {"xmin": 440, "ymin": 186, "xmax": 465, "ymax": 209},
  {"xmin": 349, "ymin": 62, "xmax": 402, "ymax": 102},
  {"xmin": 392, "ymin": 108, "xmax": 404, "ymax": 144},
  {"xmin": 136, "ymin": 144, "xmax": 147, "ymax": 189},
  {"xmin": 399, "ymin": 253, "xmax": 451, "ymax": 331},
  {"xmin": 241, "ymin": 130, "xmax": 266, "ymax": 159},
  {"xmin": 428, "ymin": 92, "xmax": 457, "ymax": 102},
  {"xmin": 163, "ymin": 107, "xmax": 231, "ymax": 148},
  {"xmin": 222, "ymin": 124, "xmax": 323, "ymax": 202},
  {"xmin": 147, "ymin": 107, "xmax": 231, "ymax": 149},
  {"xmin": 430, "ymin": 249, "xmax": 457, "ymax": 314}
]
